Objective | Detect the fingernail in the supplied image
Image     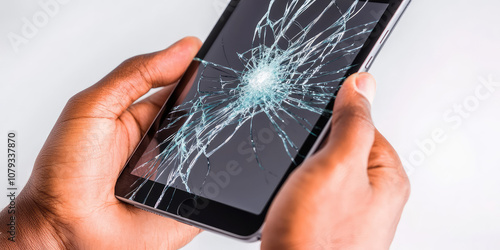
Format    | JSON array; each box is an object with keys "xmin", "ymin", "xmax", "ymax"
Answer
[{"xmin": 355, "ymin": 73, "xmax": 376, "ymax": 104}]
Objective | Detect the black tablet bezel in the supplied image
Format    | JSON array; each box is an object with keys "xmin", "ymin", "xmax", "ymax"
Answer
[{"xmin": 116, "ymin": 0, "xmax": 407, "ymax": 238}]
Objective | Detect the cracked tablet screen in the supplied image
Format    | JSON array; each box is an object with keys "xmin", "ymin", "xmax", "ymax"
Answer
[{"xmin": 127, "ymin": 0, "xmax": 388, "ymax": 214}]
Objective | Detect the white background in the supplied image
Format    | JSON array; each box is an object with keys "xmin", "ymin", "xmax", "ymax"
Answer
[{"xmin": 1, "ymin": 0, "xmax": 500, "ymax": 249}]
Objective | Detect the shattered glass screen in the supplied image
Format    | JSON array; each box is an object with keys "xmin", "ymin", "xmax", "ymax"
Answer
[{"xmin": 129, "ymin": 0, "xmax": 388, "ymax": 214}]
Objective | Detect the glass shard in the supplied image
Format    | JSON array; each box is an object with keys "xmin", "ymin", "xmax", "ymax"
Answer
[{"xmin": 128, "ymin": 0, "xmax": 379, "ymax": 211}]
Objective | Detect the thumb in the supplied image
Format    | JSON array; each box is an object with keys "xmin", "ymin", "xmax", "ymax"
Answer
[
  {"xmin": 323, "ymin": 72, "xmax": 377, "ymax": 171},
  {"xmin": 62, "ymin": 37, "xmax": 202, "ymax": 121}
]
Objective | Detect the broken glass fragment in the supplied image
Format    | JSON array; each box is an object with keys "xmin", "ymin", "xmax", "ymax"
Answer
[{"xmin": 128, "ymin": 0, "xmax": 379, "ymax": 210}]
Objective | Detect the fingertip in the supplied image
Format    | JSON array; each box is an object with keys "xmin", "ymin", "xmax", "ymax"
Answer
[
  {"xmin": 182, "ymin": 36, "xmax": 203, "ymax": 49},
  {"xmin": 339, "ymin": 73, "xmax": 376, "ymax": 106},
  {"xmin": 166, "ymin": 36, "xmax": 202, "ymax": 58},
  {"xmin": 148, "ymin": 37, "xmax": 202, "ymax": 84},
  {"xmin": 354, "ymin": 72, "xmax": 376, "ymax": 105}
]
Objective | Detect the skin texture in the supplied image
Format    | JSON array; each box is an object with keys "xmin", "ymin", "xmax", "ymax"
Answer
[
  {"xmin": 0, "ymin": 37, "xmax": 409, "ymax": 249},
  {"xmin": 261, "ymin": 73, "xmax": 410, "ymax": 249},
  {"xmin": 0, "ymin": 37, "xmax": 204, "ymax": 249}
]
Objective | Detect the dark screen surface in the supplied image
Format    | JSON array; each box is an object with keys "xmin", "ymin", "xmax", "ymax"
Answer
[{"xmin": 116, "ymin": 0, "xmax": 403, "ymax": 236}]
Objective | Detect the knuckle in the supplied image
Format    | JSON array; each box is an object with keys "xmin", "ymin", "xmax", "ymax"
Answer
[
  {"xmin": 401, "ymin": 179, "xmax": 411, "ymax": 201},
  {"xmin": 388, "ymin": 169, "xmax": 411, "ymax": 201},
  {"xmin": 122, "ymin": 54, "xmax": 147, "ymax": 67},
  {"xmin": 393, "ymin": 174, "xmax": 410, "ymax": 193},
  {"xmin": 331, "ymin": 104, "xmax": 373, "ymax": 129},
  {"xmin": 391, "ymin": 158, "xmax": 411, "ymax": 199},
  {"xmin": 370, "ymin": 148, "xmax": 400, "ymax": 169},
  {"xmin": 66, "ymin": 90, "xmax": 85, "ymax": 107},
  {"xmin": 370, "ymin": 154, "xmax": 411, "ymax": 201},
  {"xmin": 123, "ymin": 54, "xmax": 156, "ymax": 85}
]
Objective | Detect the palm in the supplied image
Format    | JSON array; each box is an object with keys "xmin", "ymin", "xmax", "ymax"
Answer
[{"xmin": 26, "ymin": 37, "xmax": 203, "ymax": 248}]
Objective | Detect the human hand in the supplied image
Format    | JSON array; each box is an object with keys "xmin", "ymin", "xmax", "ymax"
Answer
[
  {"xmin": 261, "ymin": 73, "xmax": 410, "ymax": 249},
  {"xmin": 0, "ymin": 37, "xmax": 203, "ymax": 249}
]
